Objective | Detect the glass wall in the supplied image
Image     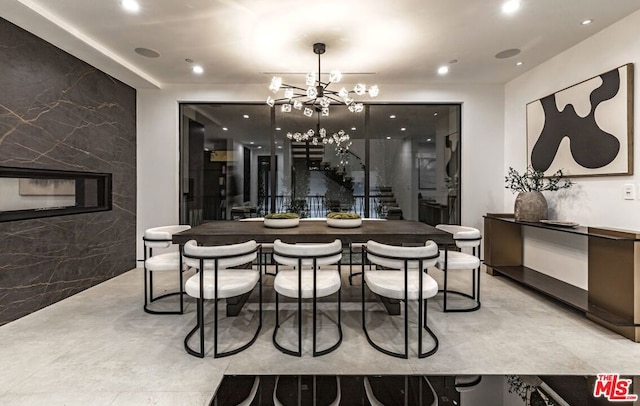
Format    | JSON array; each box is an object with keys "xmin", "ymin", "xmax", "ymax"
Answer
[
  {"xmin": 179, "ymin": 103, "xmax": 460, "ymax": 225},
  {"xmin": 274, "ymin": 105, "xmax": 365, "ymax": 218},
  {"xmin": 369, "ymin": 105, "xmax": 461, "ymax": 223}
]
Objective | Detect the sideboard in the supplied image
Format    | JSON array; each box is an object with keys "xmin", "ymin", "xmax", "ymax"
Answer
[{"xmin": 484, "ymin": 213, "xmax": 640, "ymax": 342}]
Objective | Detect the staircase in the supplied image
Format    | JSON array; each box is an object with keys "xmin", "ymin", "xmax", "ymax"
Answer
[{"xmin": 373, "ymin": 186, "xmax": 402, "ymax": 219}]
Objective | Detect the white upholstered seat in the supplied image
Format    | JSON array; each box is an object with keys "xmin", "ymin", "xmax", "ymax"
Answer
[
  {"xmin": 435, "ymin": 224, "xmax": 482, "ymax": 312},
  {"xmin": 145, "ymin": 252, "xmax": 181, "ymax": 272},
  {"xmin": 185, "ymin": 269, "xmax": 259, "ymax": 300},
  {"xmin": 273, "ymin": 270, "xmax": 341, "ymax": 299},
  {"xmin": 182, "ymin": 239, "xmax": 261, "ymax": 358},
  {"xmin": 142, "ymin": 225, "xmax": 191, "ymax": 314},
  {"xmin": 362, "ymin": 240, "xmax": 440, "ymax": 358},
  {"xmin": 273, "ymin": 239, "xmax": 342, "ymax": 299},
  {"xmin": 365, "ymin": 269, "xmax": 438, "ymax": 301},
  {"xmin": 437, "ymin": 250, "xmax": 480, "ymax": 269}
]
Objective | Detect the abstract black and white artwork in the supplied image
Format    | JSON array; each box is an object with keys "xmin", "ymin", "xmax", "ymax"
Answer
[{"xmin": 527, "ymin": 64, "xmax": 634, "ymax": 177}]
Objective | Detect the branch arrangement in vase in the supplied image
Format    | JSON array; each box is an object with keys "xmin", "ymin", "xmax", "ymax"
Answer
[{"xmin": 505, "ymin": 166, "xmax": 573, "ymax": 193}]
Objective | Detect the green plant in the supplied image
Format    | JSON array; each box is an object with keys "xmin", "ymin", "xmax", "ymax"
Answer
[
  {"xmin": 327, "ymin": 212, "xmax": 361, "ymax": 219},
  {"xmin": 265, "ymin": 212, "xmax": 299, "ymax": 219},
  {"xmin": 505, "ymin": 166, "xmax": 572, "ymax": 193},
  {"xmin": 288, "ymin": 199, "xmax": 308, "ymax": 217}
]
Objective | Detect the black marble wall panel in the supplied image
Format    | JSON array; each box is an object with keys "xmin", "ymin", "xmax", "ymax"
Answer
[{"xmin": 0, "ymin": 18, "xmax": 136, "ymax": 325}]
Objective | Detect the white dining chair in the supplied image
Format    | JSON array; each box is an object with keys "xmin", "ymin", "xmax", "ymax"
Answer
[
  {"xmin": 272, "ymin": 239, "xmax": 343, "ymax": 357},
  {"xmin": 362, "ymin": 240, "xmax": 440, "ymax": 358},
  {"xmin": 435, "ymin": 224, "xmax": 482, "ymax": 312},
  {"xmin": 182, "ymin": 239, "xmax": 261, "ymax": 358},
  {"xmin": 142, "ymin": 225, "xmax": 191, "ymax": 314}
]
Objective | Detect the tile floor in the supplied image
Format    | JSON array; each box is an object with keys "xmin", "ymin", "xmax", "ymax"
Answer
[{"xmin": 1, "ymin": 264, "xmax": 640, "ymax": 405}]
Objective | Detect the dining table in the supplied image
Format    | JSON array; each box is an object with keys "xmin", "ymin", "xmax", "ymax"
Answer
[
  {"xmin": 172, "ymin": 219, "xmax": 454, "ymax": 247},
  {"xmin": 172, "ymin": 219, "xmax": 455, "ymax": 316}
]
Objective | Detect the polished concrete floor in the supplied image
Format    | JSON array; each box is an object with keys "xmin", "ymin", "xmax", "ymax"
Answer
[{"xmin": 1, "ymin": 264, "xmax": 640, "ymax": 405}]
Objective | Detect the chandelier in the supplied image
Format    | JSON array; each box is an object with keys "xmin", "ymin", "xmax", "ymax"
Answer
[
  {"xmin": 266, "ymin": 42, "xmax": 379, "ymax": 149},
  {"xmin": 285, "ymin": 117, "xmax": 352, "ymax": 151}
]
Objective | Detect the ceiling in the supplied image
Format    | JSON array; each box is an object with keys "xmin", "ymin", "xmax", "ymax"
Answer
[{"xmin": 2, "ymin": 0, "xmax": 640, "ymax": 90}]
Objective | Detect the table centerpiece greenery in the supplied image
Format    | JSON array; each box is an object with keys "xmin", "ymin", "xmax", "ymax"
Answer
[
  {"xmin": 326, "ymin": 211, "xmax": 362, "ymax": 228},
  {"xmin": 327, "ymin": 212, "xmax": 361, "ymax": 219},
  {"xmin": 265, "ymin": 212, "xmax": 299, "ymax": 219},
  {"xmin": 264, "ymin": 212, "xmax": 299, "ymax": 228}
]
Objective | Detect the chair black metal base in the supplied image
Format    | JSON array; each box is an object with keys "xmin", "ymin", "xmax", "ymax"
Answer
[
  {"xmin": 144, "ymin": 291, "xmax": 185, "ymax": 315},
  {"xmin": 361, "ymin": 256, "xmax": 439, "ymax": 359},
  {"xmin": 348, "ymin": 244, "xmax": 362, "ymax": 285},
  {"xmin": 441, "ymin": 266, "xmax": 481, "ymax": 313},
  {"xmin": 143, "ymin": 266, "xmax": 185, "ymax": 315},
  {"xmin": 273, "ymin": 288, "xmax": 343, "ymax": 357},
  {"xmin": 348, "ymin": 270, "xmax": 362, "ymax": 285},
  {"xmin": 362, "ymin": 287, "xmax": 439, "ymax": 359},
  {"xmin": 260, "ymin": 246, "xmax": 278, "ymax": 276},
  {"xmin": 184, "ymin": 277, "xmax": 262, "ymax": 358}
]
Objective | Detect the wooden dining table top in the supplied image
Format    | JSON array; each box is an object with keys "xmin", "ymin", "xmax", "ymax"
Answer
[{"xmin": 172, "ymin": 219, "xmax": 453, "ymax": 246}]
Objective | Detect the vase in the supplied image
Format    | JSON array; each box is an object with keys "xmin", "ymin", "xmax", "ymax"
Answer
[{"xmin": 514, "ymin": 191, "xmax": 548, "ymax": 222}]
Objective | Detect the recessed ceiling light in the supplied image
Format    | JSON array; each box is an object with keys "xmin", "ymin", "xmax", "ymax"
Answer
[
  {"xmin": 257, "ymin": 146, "xmax": 263, "ymax": 149},
  {"xmin": 437, "ymin": 66, "xmax": 449, "ymax": 75},
  {"xmin": 204, "ymin": 148, "xmax": 209, "ymax": 151},
  {"xmin": 434, "ymin": 112, "xmax": 438, "ymax": 116},
  {"xmin": 502, "ymin": 0, "xmax": 520, "ymax": 14},
  {"xmin": 192, "ymin": 65, "xmax": 204, "ymax": 74},
  {"xmin": 427, "ymin": 138, "xmax": 432, "ymax": 142},
  {"xmin": 516, "ymin": 61, "xmax": 523, "ymax": 66},
  {"xmin": 581, "ymin": 19, "xmax": 593, "ymax": 25},
  {"xmin": 134, "ymin": 47, "xmax": 159, "ymax": 58},
  {"xmin": 401, "ymin": 127, "xmax": 406, "ymax": 131},
  {"xmin": 222, "ymin": 127, "xmax": 228, "ymax": 131},
  {"xmin": 243, "ymin": 114, "xmax": 250, "ymax": 119},
  {"xmin": 351, "ymin": 127, "xmax": 357, "ymax": 131},
  {"xmin": 390, "ymin": 115, "xmax": 396, "ymax": 119},
  {"xmin": 278, "ymin": 145, "xmax": 283, "ymax": 149},
  {"xmin": 386, "ymin": 136, "xmax": 391, "ymax": 140},
  {"xmin": 275, "ymin": 127, "xmax": 281, "ymax": 131},
  {"xmin": 249, "ymin": 142, "xmax": 254, "ymax": 145},
  {"xmin": 121, "ymin": 0, "xmax": 140, "ymax": 13}
]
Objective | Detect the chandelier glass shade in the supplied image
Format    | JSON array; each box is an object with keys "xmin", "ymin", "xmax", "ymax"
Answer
[
  {"xmin": 267, "ymin": 42, "xmax": 378, "ymax": 150},
  {"xmin": 285, "ymin": 126, "xmax": 352, "ymax": 150}
]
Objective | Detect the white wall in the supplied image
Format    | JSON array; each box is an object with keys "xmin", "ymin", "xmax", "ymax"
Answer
[
  {"xmin": 504, "ymin": 9, "xmax": 640, "ymax": 230},
  {"xmin": 137, "ymin": 83, "xmax": 504, "ymax": 259}
]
